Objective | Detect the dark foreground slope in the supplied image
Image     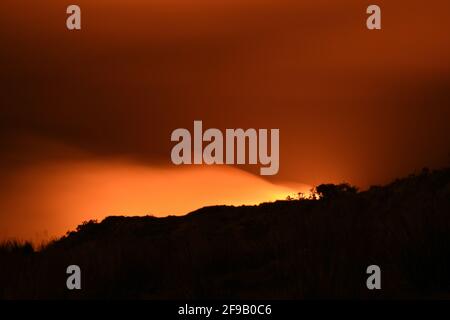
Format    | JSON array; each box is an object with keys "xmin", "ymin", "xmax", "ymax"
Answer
[{"xmin": 1, "ymin": 168, "xmax": 450, "ymax": 299}]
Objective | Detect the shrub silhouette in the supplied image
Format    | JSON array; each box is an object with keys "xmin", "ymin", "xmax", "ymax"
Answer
[{"xmin": 315, "ymin": 183, "xmax": 358, "ymax": 199}]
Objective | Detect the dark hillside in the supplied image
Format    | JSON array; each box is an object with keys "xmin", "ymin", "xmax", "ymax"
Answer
[{"xmin": 1, "ymin": 168, "xmax": 450, "ymax": 299}]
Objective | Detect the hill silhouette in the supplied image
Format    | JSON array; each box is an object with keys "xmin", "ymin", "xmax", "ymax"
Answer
[{"xmin": 1, "ymin": 167, "xmax": 450, "ymax": 299}]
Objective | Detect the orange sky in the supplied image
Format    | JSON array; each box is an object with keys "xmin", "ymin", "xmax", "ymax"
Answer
[
  {"xmin": 0, "ymin": 158, "xmax": 309, "ymax": 242},
  {"xmin": 0, "ymin": 0, "xmax": 449, "ymax": 241}
]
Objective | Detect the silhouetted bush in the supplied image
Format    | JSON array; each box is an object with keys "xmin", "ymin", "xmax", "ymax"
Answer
[{"xmin": 315, "ymin": 183, "xmax": 358, "ymax": 199}]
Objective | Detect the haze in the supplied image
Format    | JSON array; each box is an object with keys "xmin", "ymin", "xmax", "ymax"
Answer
[{"xmin": 0, "ymin": 0, "xmax": 449, "ymax": 240}]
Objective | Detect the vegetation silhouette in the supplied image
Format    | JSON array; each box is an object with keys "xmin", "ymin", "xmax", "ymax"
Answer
[{"xmin": 1, "ymin": 167, "xmax": 449, "ymax": 299}]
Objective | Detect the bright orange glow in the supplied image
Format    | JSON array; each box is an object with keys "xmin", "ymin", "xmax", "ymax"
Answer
[
  {"xmin": 0, "ymin": 160, "xmax": 310, "ymax": 243},
  {"xmin": 2, "ymin": 0, "xmax": 450, "ymax": 243}
]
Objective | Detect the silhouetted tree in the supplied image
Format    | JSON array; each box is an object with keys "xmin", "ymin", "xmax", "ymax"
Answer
[{"xmin": 315, "ymin": 183, "xmax": 358, "ymax": 199}]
